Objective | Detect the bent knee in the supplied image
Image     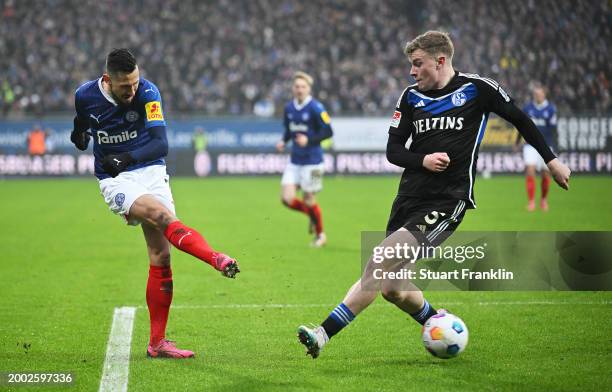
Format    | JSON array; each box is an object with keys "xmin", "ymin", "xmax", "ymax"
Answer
[
  {"xmin": 381, "ymin": 287, "xmax": 403, "ymax": 304},
  {"xmin": 281, "ymin": 197, "xmax": 292, "ymax": 206},
  {"xmin": 151, "ymin": 251, "xmax": 171, "ymax": 267},
  {"xmin": 151, "ymin": 208, "xmax": 175, "ymax": 228}
]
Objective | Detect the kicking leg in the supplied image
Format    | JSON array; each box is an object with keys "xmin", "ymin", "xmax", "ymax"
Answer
[
  {"xmin": 129, "ymin": 194, "xmax": 239, "ymax": 278},
  {"xmin": 540, "ymin": 169, "xmax": 550, "ymax": 211},
  {"xmin": 298, "ymin": 229, "xmax": 435, "ymax": 358},
  {"xmin": 142, "ymin": 224, "xmax": 194, "ymax": 359}
]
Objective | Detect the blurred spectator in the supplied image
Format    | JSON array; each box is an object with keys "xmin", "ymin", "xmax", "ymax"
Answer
[
  {"xmin": 192, "ymin": 126, "xmax": 208, "ymax": 153},
  {"xmin": 253, "ymin": 95, "xmax": 276, "ymax": 117},
  {"xmin": 0, "ymin": 0, "xmax": 609, "ymax": 117},
  {"xmin": 26, "ymin": 124, "xmax": 46, "ymax": 155}
]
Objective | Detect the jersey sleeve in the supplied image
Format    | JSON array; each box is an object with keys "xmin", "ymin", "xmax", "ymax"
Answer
[
  {"xmin": 388, "ymin": 88, "xmax": 414, "ymax": 137},
  {"xmin": 548, "ymin": 104, "xmax": 557, "ymax": 128},
  {"xmin": 473, "ymin": 78, "xmax": 514, "ymax": 114},
  {"xmin": 474, "ymin": 79, "xmax": 556, "ymax": 163},
  {"xmin": 309, "ymin": 102, "xmax": 333, "ymax": 144},
  {"xmin": 73, "ymin": 87, "xmax": 90, "ymax": 132},
  {"xmin": 140, "ymin": 81, "xmax": 167, "ymax": 129},
  {"xmin": 74, "ymin": 87, "xmax": 88, "ymax": 123},
  {"xmin": 282, "ymin": 106, "xmax": 291, "ymax": 143}
]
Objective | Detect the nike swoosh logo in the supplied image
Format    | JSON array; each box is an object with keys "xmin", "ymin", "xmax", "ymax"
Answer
[
  {"xmin": 145, "ymin": 88, "xmax": 154, "ymax": 93},
  {"xmin": 178, "ymin": 231, "xmax": 192, "ymax": 247}
]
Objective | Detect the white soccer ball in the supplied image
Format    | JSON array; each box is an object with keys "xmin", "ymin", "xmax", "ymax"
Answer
[{"xmin": 422, "ymin": 312, "xmax": 469, "ymax": 359}]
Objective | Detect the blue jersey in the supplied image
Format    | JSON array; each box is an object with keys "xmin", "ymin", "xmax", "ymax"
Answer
[
  {"xmin": 523, "ymin": 100, "xmax": 556, "ymax": 147},
  {"xmin": 283, "ymin": 96, "xmax": 333, "ymax": 165},
  {"xmin": 75, "ymin": 77, "xmax": 167, "ymax": 179}
]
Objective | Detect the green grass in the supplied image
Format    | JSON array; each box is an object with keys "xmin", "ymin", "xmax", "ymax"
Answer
[{"xmin": 1, "ymin": 175, "xmax": 611, "ymax": 391}]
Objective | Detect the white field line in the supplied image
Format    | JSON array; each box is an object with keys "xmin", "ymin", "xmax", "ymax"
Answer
[
  {"xmin": 133, "ymin": 300, "xmax": 611, "ymax": 310},
  {"xmin": 99, "ymin": 307, "xmax": 137, "ymax": 392}
]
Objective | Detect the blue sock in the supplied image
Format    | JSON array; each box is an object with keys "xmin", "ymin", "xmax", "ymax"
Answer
[
  {"xmin": 321, "ymin": 303, "xmax": 355, "ymax": 338},
  {"xmin": 410, "ymin": 299, "xmax": 437, "ymax": 325}
]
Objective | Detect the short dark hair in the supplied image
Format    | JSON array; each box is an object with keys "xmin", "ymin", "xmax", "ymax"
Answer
[
  {"xmin": 106, "ymin": 48, "xmax": 137, "ymax": 75},
  {"xmin": 404, "ymin": 31, "xmax": 454, "ymax": 61}
]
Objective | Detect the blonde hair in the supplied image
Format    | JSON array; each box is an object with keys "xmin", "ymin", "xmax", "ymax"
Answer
[
  {"xmin": 404, "ymin": 30, "xmax": 454, "ymax": 61},
  {"xmin": 293, "ymin": 71, "xmax": 314, "ymax": 86}
]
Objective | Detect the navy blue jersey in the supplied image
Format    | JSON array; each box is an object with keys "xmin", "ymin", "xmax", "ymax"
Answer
[
  {"xmin": 283, "ymin": 96, "xmax": 333, "ymax": 165},
  {"xmin": 74, "ymin": 78, "xmax": 167, "ymax": 179},
  {"xmin": 523, "ymin": 100, "xmax": 556, "ymax": 147}
]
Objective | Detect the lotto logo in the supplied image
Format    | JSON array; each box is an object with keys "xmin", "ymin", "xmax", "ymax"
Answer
[{"xmin": 145, "ymin": 101, "xmax": 164, "ymax": 122}]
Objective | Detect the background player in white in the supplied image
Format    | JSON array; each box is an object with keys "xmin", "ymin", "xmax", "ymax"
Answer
[
  {"xmin": 515, "ymin": 84, "xmax": 557, "ymax": 211},
  {"xmin": 71, "ymin": 49, "xmax": 240, "ymax": 359},
  {"xmin": 276, "ymin": 72, "xmax": 333, "ymax": 247},
  {"xmin": 296, "ymin": 31, "xmax": 571, "ymax": 358}
]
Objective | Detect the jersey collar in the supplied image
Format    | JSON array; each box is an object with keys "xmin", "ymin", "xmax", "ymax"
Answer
[
  {"xmin": 293, "ymin": 95, "xmax": 312, "ymax": 110},
  {"xmin": 98, "ymin": 78, "xmax": 118, "ymax": 106},
  {"xmin": 534, "ymin": 99, "xmax": 549, "ymax": 110}
]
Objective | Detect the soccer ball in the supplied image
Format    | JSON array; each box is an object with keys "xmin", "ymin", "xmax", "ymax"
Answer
[{"xmin": 422, "ymin": 312, "xmax": 468, "ymax": 359}]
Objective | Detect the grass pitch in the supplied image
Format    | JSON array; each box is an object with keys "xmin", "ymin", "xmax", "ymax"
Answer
[{"xmin": 1, "ymin": 175, "xmax": 611, "ymax": 391}]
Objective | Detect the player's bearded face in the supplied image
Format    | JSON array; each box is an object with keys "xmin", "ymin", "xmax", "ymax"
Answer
[
  {"xmin": 108, "ymin": 67, "xmax": 140, "ymax": 105},
  {"xmin": 409, "ymin": 50, "xmax": 439, "ymax": 91},
  {"xmin": 292, "ymin": 79, "xmax": 311, "ymax": 102}
]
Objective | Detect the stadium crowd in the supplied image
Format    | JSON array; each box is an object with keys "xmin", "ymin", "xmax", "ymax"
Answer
[{"xmin": 0, "ymin": 0, "xmax": 609, "ymax": 116}]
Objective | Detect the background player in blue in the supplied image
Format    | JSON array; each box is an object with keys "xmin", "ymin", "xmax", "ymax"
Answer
[
  {"xmin": 515, "ymin": 84, "xmax": 557, "ymax": 211},
  {"xmin": 70, "ymin": 49, "xmax": 240, "ymax": 359},
  {"xmin": 276, "ymin": 71, "xmax": 333, "ymax": 247},
  {"xmin": 297, "ymin": 31, "xmax": 571, "ymax": 359}
]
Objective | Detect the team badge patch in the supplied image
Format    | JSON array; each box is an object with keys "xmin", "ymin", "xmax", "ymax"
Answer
[
  {"xmin": 390, "ymin": 110, "xmax": 401, "ymax": 128},
  {"xmin": 321, "ymin": 111, "xmax": 331, "ymax": 124},
  {"xmin": 125, "ymin": 110, "xmax": 139, "ymax": 122},
  {"xmin": 451, "ymin": 92, "xmax": 466, "ymax": 107},
  {"xmin": 115, "ymin": 193, "xmax": 126, "ymax": 207},
  {"xmin": 145, "ymin": 101, "xmax": 164, "ymax": 122}
]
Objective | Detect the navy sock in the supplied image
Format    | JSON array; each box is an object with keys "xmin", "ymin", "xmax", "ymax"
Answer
[
  {"xmin": 410, "ymin": 299, "xmax": 437, "ymax": 325},
  {"xmin": 321, "ymin": 303, "xmax": 355, "ymax": 339}
]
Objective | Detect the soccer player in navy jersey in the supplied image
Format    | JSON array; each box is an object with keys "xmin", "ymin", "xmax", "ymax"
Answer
[
  {"xmin": 297, "ymin": 31, "xmax": 571, "ymax": 358},
  {"xmin": 515, "ymin": 84, "xmax": 557, "ymax": 211},
  {"xmin": 276, "ymin": 72, "xmax": 333, "ymax": 247},
  {"xmin": 71, "ymin": 49, "xmax": 240, "ymax": 359}
]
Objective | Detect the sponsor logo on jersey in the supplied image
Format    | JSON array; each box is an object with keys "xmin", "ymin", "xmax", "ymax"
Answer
[
  {"xmin": 413, "ymin": 117, "xmax": 464, "ymax": 134},
  {"xmin": 145, "ymin": 101, "xmax": 164, "ymax": 121},
  {"xmin": 289, "ymin": 122, "xmax": 309, "ymax": 132},
  {"xmin": 390, "ymin": 110, "xmax": 402, "ymax": 128},
  {"xmin": 302, "ymin": 113, "xmax": 310, "ymax": 121},
  {"xmin": 97, "ymin": 130, "xmax": 138, "ymax": 144},
  {"xmin": 451, "ymin": 92, "xmax": 466, "ymax": 107},
  {"xmin": 321, "ymin": 111, "xmax": 331, "ymax": 124},
  {"xmin": 125, "ymin": 110, "xmax": 139, "ymax": 122}
]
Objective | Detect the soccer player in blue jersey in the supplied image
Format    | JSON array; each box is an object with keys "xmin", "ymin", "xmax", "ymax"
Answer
[
  {"xmin": 276, "ymin": 71, "xmax": 333, "ymax": 247},
  {"xmin": 71, "ymin": 49, "xmax": 240, "ymax": 359},
  {"xmin": 515, "ymin": 84, "xmax": 557, "ymax": 211},
  {"xmin": 297, "ymin": 31, "xmax": 571, "ymax": 358}
]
